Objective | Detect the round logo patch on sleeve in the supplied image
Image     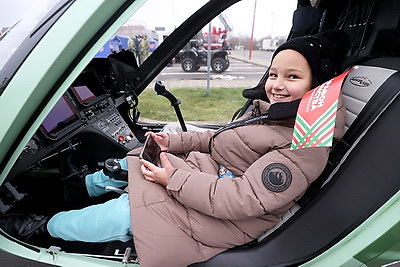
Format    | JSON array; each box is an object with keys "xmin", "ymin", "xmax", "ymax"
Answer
[{"xmin": 262, "ymin": 163, "xmax": 292, "ymax": 192}]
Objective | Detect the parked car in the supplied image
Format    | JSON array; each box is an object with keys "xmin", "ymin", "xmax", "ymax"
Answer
[{"xmin": 1, "ymin": 0, "xmax": 400, "ymax": 266}]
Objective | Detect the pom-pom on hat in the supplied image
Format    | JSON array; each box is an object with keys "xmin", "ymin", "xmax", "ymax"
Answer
[{"xmin": 272, "ymin": 29, "xmax": 350, "ymax": 88}]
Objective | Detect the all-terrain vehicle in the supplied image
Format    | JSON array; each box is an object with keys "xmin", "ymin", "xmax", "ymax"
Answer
[{"xmin": 179, "ymin": 47, "xmax": 230, "ymax": 73}]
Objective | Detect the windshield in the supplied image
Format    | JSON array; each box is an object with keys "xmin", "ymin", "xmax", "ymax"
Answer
[
  {"xmin": 123, "ymin": 0, "xmax": 296, "ymax": 125},
  {"xmin": 0, "ymin": 0, "xmax": 297, "ymax": 125},
  {"xmin": 0, "ymin": 0, "xmax": 63, "ymax": 68}
]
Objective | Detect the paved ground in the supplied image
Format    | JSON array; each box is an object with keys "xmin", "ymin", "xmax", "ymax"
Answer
[
  {"xmin": 148, "ymin": 50, "xmax": 273, "ymax": 89},
  {"xmin": 229, "ymin": 49, "xmax": 272, "ymax": 67}
]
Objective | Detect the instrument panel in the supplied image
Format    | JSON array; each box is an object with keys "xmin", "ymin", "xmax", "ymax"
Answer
[{"xmin": 12, "ymin": 62, "xmax": 141, "ymax": 179}]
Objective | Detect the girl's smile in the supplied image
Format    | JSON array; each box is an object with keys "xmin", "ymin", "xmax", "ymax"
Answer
[{"xmin": 265, "ymin": 49, "xmax": 313, "ymax": 104}]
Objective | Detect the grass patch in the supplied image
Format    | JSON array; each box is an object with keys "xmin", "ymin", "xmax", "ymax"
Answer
[{"xmin": 138, "ymin": 87, "xmax": 247, "ymax": 122}]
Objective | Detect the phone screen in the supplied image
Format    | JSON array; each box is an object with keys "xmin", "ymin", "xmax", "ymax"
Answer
[{"xmin": 140, "ymin": 135, "xmax": 161, "ymax": 164}]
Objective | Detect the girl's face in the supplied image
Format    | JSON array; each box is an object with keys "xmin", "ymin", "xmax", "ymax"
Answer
[{"xmin": 265, "ymin": 49, "xmax": 313, "ymax": 104}]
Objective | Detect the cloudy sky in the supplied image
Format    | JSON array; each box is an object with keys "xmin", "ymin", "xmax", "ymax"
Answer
[
  {"xmin": 1, "ymin": 0, "xmax": 297, "ymax": 38},
  {"xmin": 0, "ymin": 0, "xmax": 28, "ymax": 28},
  {"xmin": 126, "ymin": 0, "xmax": 297, "ymax": 38},
  {"xmin": 226, "ymin": 0, "xmax": 297, "ymax": 37}
]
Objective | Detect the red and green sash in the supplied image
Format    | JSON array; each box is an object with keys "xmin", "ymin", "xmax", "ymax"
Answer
[{"xmin": 291, "ymin": 68, "xmax": 354, "ymax": 150}]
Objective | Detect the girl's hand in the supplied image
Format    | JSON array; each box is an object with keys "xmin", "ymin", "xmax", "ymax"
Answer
[
  {"xmin": 140, "ymin": 153, "xmax": 174, "ymax": 187},
  {"xmin": 145, "ymin": 132, "xmax": 169, "ymax": 151}
]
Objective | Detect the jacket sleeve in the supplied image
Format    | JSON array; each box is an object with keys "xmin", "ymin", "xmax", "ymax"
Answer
[
  {"xmin": 168, "ymin": 130, "xmax": 215, "ymax": 154},
  {"xmin": 166, "ymin": 147, "xmax": 328, "ymax": 220}
]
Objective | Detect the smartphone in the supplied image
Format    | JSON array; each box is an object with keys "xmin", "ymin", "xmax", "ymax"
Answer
[{"xmin": 139, "ymin": 135, "xmax": 161, "ymax": 164}]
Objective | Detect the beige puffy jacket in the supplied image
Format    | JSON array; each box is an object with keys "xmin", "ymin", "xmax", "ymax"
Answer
[{"xmin": 127, "ymin": 98, "xmax": 345, "ymax": 267}]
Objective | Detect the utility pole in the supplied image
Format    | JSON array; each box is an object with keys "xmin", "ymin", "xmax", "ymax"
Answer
[
  {"xmin": 249, "ymin": 0, "xmax": 257, "ymax": 59},
  {"xmin": 206, "ymin": 22, "xmax": 212, "ymax": 96}
]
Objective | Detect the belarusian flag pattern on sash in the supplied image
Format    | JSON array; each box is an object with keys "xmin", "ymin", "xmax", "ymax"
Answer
[{"xmin": 291, "ymin": 68, "xmax": 355, "ymax": 150}]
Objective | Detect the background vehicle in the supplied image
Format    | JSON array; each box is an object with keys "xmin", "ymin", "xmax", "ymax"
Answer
[
  {"xmin": 202, "ymin": 14, "xmax": 233, "ymax": 50},
  {"xmin": 176, "ymin": 13, "xmax": 232, "ymax": 73},
  {"xmin": 1, "ymin": 0, "xmax": 400, "ymax": 266},
  {"xmin": 179, "ymin": 47, "xmax": 230, "ymax": 73}
]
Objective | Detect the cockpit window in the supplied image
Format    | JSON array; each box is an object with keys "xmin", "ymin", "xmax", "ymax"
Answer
[
  {"xmin": 112, "ymin": 0, "xmax": 297, "ymax": 125},
  {"xmin": 95, "ymin": 0, "xmax": 209, "ymax": 62},
  {"xmin": 0, "ymin": 0, "xmax": 63, "ymax": 70}
]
